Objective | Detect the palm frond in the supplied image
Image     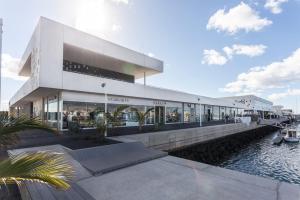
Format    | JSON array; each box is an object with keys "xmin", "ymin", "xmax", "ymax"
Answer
[
  {"xmin": 113, "ymin": 105, "xmax": 129, "ymax": 119},
  {"xmin": 106, "ymin": 105, "xmax": 129, "ymax": 127},
  {"xmin": 0, "ymin": 114, "xmax": 55, "ymax": 146},
  {"xmin": 131, "ymin": 107, "xmax": 154, "ymax": 131},
  {"xmin": 144, "ymin": 108, "xmax": 154, "ymax": 116},
  {"xmin": 0, "ymin": 152, "xmax": 73, "ymax": 190}
]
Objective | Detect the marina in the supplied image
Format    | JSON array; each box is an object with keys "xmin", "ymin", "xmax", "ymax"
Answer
[{"xmin": 1, "ymin": 2, "xmax": 300, "ymax": 199}]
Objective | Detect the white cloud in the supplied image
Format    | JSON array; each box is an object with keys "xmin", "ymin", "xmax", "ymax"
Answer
[
  {"xmin": 264, "ymin": 0, "xmax": 288, "ymax": 14},
  {"xmin": 110, "ymin": 0, "xmax": 129, "ymax": 4},
  {"xmin": 112, "ymin": 24, "xmax": 122, "ymax": 32},
  {"xmin": 222, "ymin": 48, "xmax": 300, "ymax": 94},
  {"xmin": 268, "ymin": 89, "xmax": 300, "ymax": 101},
  {"xmin": 223, "ymin": 44, "xmax": 267, "ymax": 58},
  {"xmin": 207, "ymin": 2, "xmax": 272, "ymax": 34},
  {"xmin": 201, "ymin": 49, "xmax": 228, "ymax": 65},
  {"xmin": 1, "ymin": 54, "xmax": 27, "ymax": 81}
]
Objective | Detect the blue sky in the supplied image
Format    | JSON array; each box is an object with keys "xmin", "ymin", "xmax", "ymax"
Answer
[{"xmin": 1, "ymin": 0, "xmax": 300, "ymax": 112}]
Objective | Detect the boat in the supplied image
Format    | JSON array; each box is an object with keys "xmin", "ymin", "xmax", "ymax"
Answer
[
  {"xmin": 283, "ymin": 128, "xmax": 299, "ymax": 143},
  {"xmin": 272, "ymin": 133, "xmax": 283, "ymax": 145},
  {"xmin": 281, "ymin": 128, "xmax": 288, "ymax": 135}
]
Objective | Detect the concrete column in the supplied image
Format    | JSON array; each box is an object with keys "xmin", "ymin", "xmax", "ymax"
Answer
[
  {"xmin": 104, "ymin": 92, "xmax": 107, "ymax": 136},
  {"xmin": 199, "ymin": 104, "xmax": 202, "ymax": 126},
  {"xmin": 144, "ymin": 72, "xmax": 146, "ymax": 85},
  {"xmin": 234, "ymin": 109, "xmax": 236, "ymax": 123},
  {"xmin": 57, "ymin": 93, "xmax": 60, "ymax": 131}
]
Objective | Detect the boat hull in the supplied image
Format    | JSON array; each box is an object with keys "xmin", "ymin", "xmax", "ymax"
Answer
[{"xmin": 284, "ymin": 137, "xmax": 300, "ymax": 143}]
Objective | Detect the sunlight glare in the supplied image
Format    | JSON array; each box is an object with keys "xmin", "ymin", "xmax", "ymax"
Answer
[{"xmin": 75, "ymin": 0, "xmax": 112, "ymax": 38}]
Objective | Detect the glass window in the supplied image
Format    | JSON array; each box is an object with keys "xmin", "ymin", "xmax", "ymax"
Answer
[
  {"xmin": 184, "ymin": 103, "xmax": 196, "ymax": 123},
  {"xmin": 107, "ymin": 104, "xmax": 149, "ymax": 127},
  {"xmin": 166, "ymin": 106, "xmax": 182, "ymax": 123},
  {"xmin": 47, "ymin": 96, "xmax": 58, "ymax": 128},
  {"xmin": 63, "ymin": 60, "xmax": 134, "ymax": 83},
  {"xmin": 220, "ymin": 107, "xmax": 226, "ymax": 120},
  {"xmin": 145, "ymin": 106, "xmax": 155, "ymax": 125},
  {"xmin": 225, "ymin": 107, "xmax": 234, "ymax": 119},
  {"xmin": 43, "ymin": 98, "xmax": 48, "ymax": 121},
  {"xmin": 63, "ymin": 101, "xmax": 104, "ymax": 129},
  {"xmin": 237, "ymin": 108, "xmax": 245, "ymax": 117},
  {"xmin": 195, "ymin": 104, "xmax": 200, "ymax": 122},
  {"xmin": 204, "ymin": 105, "xmax": 213, "ymax": 122},
  {"xmin": 212, "ymin": 106, "xmax": 220, "ymax": 121}
]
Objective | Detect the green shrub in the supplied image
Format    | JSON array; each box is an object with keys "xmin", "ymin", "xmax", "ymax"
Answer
[{"xmin": 68, "ymin": 121, "xmax": 81, "ymax": 134}]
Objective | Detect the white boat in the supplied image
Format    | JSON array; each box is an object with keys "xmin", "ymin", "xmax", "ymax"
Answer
[
  {"xmin": 283, "ymin": 128, "xmax": 300, "ymax": 143},
  {"xmin": 272, "ymin": 133, "xmax": 283, "ymax": 144},
  {"xmin": 281, "ymin": 128, "xmax": 288, "ymax": 135}
]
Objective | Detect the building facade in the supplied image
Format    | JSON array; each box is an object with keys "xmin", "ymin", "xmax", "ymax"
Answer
[
  {"xmin": 9, "ymin": 18, "xmax": 274, "ymax": 135},
  {"xmin": 219, "ymin": 95, "xmax": 274, "ymax": 119}
]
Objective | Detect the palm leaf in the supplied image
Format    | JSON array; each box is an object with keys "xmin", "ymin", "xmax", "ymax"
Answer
[
  {"xmin": 106, "ymin": 105, "xmax": 129, "ymax": 127},
  {"xmin": 131, "ymin": 107, "xmax": 154, "ymax": 130},
  {"xmin": 0, "ymin": 152, "xmax": 73, "ymax": 190},
  {"xmin": 0, "ymin": 114, "xmax": 55, "ymax": 147}
]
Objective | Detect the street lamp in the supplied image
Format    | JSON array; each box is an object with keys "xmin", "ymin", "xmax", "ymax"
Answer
[{"xmin": 101, "ymin": 83, "xmax": 107, "ymax": 136}]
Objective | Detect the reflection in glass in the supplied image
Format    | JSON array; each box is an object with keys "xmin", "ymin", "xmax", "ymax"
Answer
[
  {"xmin": 166, "ymin": 107, "xmax": 182, "ymax": 123},
  {"xmin": 220, "ymin": 107, "xmax": 226, "ymax": 120},
  {"xmin": 63, "ymin": 101, "xmax": 104, "ymax": 129},
  {"xmin": 47, "ymin": 96, "xmax": 58, "ymax": 128},
  {"xmin": 204, "ymin": 105, "xmax": 213, "ymax": 122},
  {"xmin": 212, "ymin": 106, "xmax": 220, "ymax": 121},
  {"xmin": 184, "ymin": 103, "xmax": 196, "ymax": 123}
]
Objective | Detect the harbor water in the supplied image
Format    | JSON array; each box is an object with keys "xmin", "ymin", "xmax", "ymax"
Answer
[{"xmin": 219, "ymin": 123, "xmax": 300, "ymax": 185}]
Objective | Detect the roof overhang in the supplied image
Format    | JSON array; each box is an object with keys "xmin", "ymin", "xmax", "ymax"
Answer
[{"xmin": 63, "ymin": 44, "xmax": 162, "ymax": 79}]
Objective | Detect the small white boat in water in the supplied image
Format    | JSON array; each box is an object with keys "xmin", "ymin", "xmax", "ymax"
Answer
[
  {"xmin": 284, "ymin": 128, "xmax": 300, "ymax": 143},
  {"xmin": 272, "ymin": 133, "xmax": 283, "ymax": 144}
]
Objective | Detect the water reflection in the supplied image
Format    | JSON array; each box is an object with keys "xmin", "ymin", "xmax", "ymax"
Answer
[{"xmin": 219, "ymin": 124, "xmax": 300, "ymax": 184}]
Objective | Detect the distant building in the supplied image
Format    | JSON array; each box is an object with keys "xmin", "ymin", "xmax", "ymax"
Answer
[
  {"xmin": 9, "ymin": 17, "xmax": 275, "ymax": 134},
  {"xmin": 272, "ymin": 105, "xmax": 284, "ymax": 118},
  {"xmin": 282, "ymin": 109, "xmax": 293, "ymax": 117},
  {"xmin": 218, "ymin": 95, "xmax": 274, "ymax": 119}
]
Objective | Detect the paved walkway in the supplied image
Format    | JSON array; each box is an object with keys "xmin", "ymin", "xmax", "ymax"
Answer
[
  {"xmin": 78, "ymin": 156, "xmax": 300, "ymax": 200},
  {"xmin": 9, "ymin": 143, "xmax": 300, "ymax": 200}
]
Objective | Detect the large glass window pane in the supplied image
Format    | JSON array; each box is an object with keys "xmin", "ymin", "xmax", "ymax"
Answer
[
  {"xmin": 237, "ymin": 108, "xmax": 245, "ymax": 117},
  {"xmin": 184, "ymin": 103, "xmax": 196, "ymax": 123},
  {"xmin": 146, "ymin": 106, "xmax": 155, "ymax": 125},
  {"xmin": 220, "ymin": 107, "xmax": 226, "ymax": 120},
  {"xmin": 47, "ymin": 96, "xmax": 58, "ymax": 128},
  {"xmin": 225, "ymin": 107, "xmax": 234, "ymax": 119},
  {"xmin": 107, "ymin": 104, "xmax": 148, "ymax": 127},
  {"xmin": 195, "ymin": 104, "xmax": 200, "ymax": 122},
  {"xmin": 63, "ymin": 101, "xmax": 104, "ymax": 129},
  {"xmin": 204, "ymin": 105, "xmax": 213, "ymax": 121},
  {"xmin": 166, "ymin": 106, "xmax": 182, "ymax": 123},
  {"xmin": 212, "ymin": 106, "xmax": 220, "ymax": 121}
]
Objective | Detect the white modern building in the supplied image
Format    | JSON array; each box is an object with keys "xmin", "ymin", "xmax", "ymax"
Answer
[
  {"xmin": 219, "ymin": 95, "xmax": 274, "ymax": 119},
  {"xmin": 9, "ymin": 17, "xmax": 274, "ymax": 135},
  {"xmin": 282, "ymin": 109, "xmax": 293, "ymax": 117},
  {"xmin": 273, "ymin": 105, "xmax": 284, "ymax": 118}
]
